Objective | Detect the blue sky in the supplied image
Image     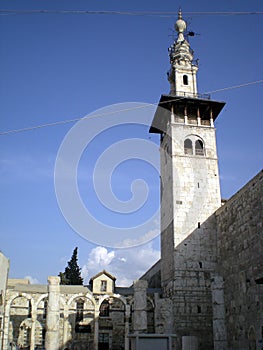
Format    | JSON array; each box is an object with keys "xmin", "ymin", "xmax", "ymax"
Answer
[{"xmin": 0, "ymin": 0, "xmax": 262, "ymax": 285}]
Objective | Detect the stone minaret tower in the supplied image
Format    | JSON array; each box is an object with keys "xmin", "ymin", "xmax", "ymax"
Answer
[{"xmin": 150, "ymin": 11, "xmax": 225, "ymax": 290}]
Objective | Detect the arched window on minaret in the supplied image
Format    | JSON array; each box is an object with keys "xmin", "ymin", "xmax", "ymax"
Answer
[
  {"xmin": 183, "ymin": 75, "xmax": 188, "ymax": 85},
  {"xmin": 184, "ymin": 139, "xmax": 193, "ymax": 155},
  {"xmin": 195, "ymin": 140, "xmax": 204, "ymax": 156}
]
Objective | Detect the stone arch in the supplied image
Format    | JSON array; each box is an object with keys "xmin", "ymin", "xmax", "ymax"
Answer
[
  {"xmin": 99, "ymin": 299, "xmax": 110, "ymax": 317},
  {"xmin": 6, "ymin": 292, "xmax": 36, "ymax": 313},
  {"xmin": 17, "ymin": 318, "xmax": 33, "ymax": 348},
  {"xmin": 17, "ymin": 318, "xmax": 45, "ymax": 349},
  {"xmin": 7, "ymin": 292, "xmax": 37, "ymax": 321},
  {"xmin": 195, "ymin": 139, "xmax": 204, "ymax": 156},
  {"xmin": 35, "ymin": 293, "xmax": 48, "ymax": 308},
  {"xmin": 98, "ymin": 293, "xmax": 127, "ymax": 309},
  {"xmin": 184, "ymin": 134, "xmax": 205, "ymax": 156},
  {"xmin": 35, "ymin": 294, "xmax": 48, "ymax": 333},
  {"xmin": 6, "ymin": 293, "xmax": 37, "ymax": 348},
  {"xmin": 5, "ymin": 292, "xmax": 20, "ymax": 314},
  {"xmin": 97, "ymin": 295, "xmax": 127, "ymax": 350},
  {"xmin": 66, "ymin": 293, "xmax": 95, "ymax": 343},
  {"xmin": 67, "ymin": 293, "xmax": 96, "ymax": 308},
  {"xmin": 184, "ymin": 138, "xmax": 193, "ymax": 155}
]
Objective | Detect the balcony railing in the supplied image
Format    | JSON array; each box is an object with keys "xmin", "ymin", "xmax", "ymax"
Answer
[{"xmin": 170, "ymin": 90, "xmax": 211, "ymax": 100}]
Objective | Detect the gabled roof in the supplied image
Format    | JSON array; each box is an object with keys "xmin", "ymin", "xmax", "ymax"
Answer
[{"xmin": 89, "ymin": 270, "xmax": 116, "ymax": 283}]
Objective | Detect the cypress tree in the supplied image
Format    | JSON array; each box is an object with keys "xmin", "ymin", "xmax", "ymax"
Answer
[{"xmin": 59, "ymin": 247, "xmax": 83, "ymax": 285}]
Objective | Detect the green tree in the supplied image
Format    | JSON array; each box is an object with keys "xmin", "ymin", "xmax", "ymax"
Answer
[{"xmin": 59, "ymin": 247, "xmax": 83, "ymax": 285}]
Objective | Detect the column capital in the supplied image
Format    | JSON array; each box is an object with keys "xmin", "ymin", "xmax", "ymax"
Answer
[{"xmin": 48, "ymin": 276, "xmax": 60, "ymax": 285}]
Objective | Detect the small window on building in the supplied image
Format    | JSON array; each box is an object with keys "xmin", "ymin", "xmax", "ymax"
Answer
[
  {"xmin": 183, "ymin": 75, "xmax": 188, "ymax": 85},
  {"xmin": 184, "ymin": 139, "xmax": 193, "ymax": 155},
  {"xmin": 76, "ymin": 300, "xmax": 84, "ymax": 322},
  {"xmin": 100, "ymin": 300, "xmax": 110, "ymax": 317},
  {"xmin": 100, "ymin": 280, "xmax": 107, "ymax": 292},
  {"xmin": 195, "ymin": 140, "xmax": 204, "ymax": 156}
]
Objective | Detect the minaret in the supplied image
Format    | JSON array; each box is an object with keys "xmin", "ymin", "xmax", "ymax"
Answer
[
  {"xmin": 150, "ymin": 11, "xmax": 225, "ymax": 288},
  {"xmin": 167, "ymin": 9, "xmax": 198, "ymax": 97}
]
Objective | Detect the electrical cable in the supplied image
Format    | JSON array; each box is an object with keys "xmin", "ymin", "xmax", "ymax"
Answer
[
  {"xmin": 0, "ymin": 79, "xmax": 262, "ymax": 136},
  {"xmin": 0, "ymin": 10, "xmax": 263, "ymax": 17}
]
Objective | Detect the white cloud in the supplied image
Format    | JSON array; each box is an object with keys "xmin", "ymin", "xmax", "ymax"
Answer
[
  {"xmin": 24, "ymin": 275, "xmax": 40, "ymax": 284},
  {"xmin": 81, "ymin": 247, "xmax": 115, "ymax": 281},
  {"xmin": 81, "ymin": 243, "xmax": 160, "ymax": 287}
]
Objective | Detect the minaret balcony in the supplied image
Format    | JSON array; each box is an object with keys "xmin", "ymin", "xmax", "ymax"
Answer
[
  {"xmin": 174, "ymin": 115, "xmax": 211, "ymax": 127},
  {"xmin": 170, "ymin": 91, "xmax": 211, "ymax": 100},
  {"xmin": 149, "ymin": 94, "xmax": 225, "ymax": 134}
]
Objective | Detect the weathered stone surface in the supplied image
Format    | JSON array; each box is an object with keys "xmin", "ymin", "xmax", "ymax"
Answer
[
  {"xmin": 133, "ymin": 280, "xmax": 148, "ymax": 333},
  {"xmin": 216, "ymin": 171, "xmax": 263, "ymax": 350},
  {"xmin": 182, "ymin": 335, "xmax": 198, "ymax": 350},
  {"xmin": 45, "ymin": 276, "xmax": 60, "ymax": 350}
]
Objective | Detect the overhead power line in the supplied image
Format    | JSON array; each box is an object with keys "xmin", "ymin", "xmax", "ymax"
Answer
[
  {"xmin": 0, "ymin": 79, "xmax": 262, "ymax": 137},
  {"xmin": 0, "ymin": 10, "xmax": 263, "ymax": 17}
]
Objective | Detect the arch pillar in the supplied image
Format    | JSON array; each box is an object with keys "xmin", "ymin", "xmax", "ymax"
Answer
[
  {"xmin": 30, "ymin": 312, "xmax": 36, "ymax": 350},
  {"xmin": 2, "ymin": 294, "xmax": 17, "ymax": 350},
  {"xmin": 62, "ymin": 306, "xmax": 69, "ymax": 347},
  {"xmin": 2, "ymin": 312, "xmax": 10, "ymax": 350},
  {"xmin": 124, "ymin": 304, "xmax": 130, "ymax": 350},
  {"xmin": 133, "ymin": 280, "xmax": 148, "ymax": 333},
  {"xmin": 93, "ymin": 306, "xmax": 99, "ymax": 350},
  {"xmin": 45, "ymin": 276, "xmax": 60, "ymax": 350}
]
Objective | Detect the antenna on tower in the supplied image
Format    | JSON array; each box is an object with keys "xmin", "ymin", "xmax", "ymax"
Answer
[{"xmin": 186, "ymin": 30, "xmax": 200, "ymax": 42}]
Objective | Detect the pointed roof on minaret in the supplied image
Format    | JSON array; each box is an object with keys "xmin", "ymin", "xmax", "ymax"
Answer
[
  {"xmin": 167, "ymin": 9, "xmax": 196, "ymax": 95},
  {"xmin": 173, "ymin": 9, "xmax": 193, "ymax": 62}
]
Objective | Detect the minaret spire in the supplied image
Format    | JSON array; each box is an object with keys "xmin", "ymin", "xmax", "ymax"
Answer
[
  {"xmin": 175, "ymin": 8, "xmax": 186, "ymax": 42},
  {"xmin": 168, "ymin": 9, "xmax": 198, "ymax": 97}
]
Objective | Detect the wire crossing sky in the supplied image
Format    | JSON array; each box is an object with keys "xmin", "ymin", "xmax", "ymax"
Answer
[
  {"xmin": 0, "ymin": 79, "xmax": 263, "ymax": 136},
  {"xmin": 1, "ymin": 10, "xmax": 263, "ymax": 16},
  {"xmin": 0, "ymin": 0, "xmax": 262, "ymax": 286}
]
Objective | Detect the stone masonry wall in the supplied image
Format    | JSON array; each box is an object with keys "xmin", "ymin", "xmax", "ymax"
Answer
[
  {"xmin": 216, "ymin": 170, "xmax": 263, "ymax": 350},
  {"xmin": 165, "ymin": 214, "xmax": 218, "ymax": 350}
]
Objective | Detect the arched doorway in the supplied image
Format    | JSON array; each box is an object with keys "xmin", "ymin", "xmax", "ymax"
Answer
[
  {"xmin": 98, "ymin": 297, "xmax": 126, "ymax": 350},
  {"xmin": 67, "ymin": 295, "xmax": 95, "ymax": 349},
  {"xmin": 8, "ymin": 295, "xmax": 34, "ymax": 348}
]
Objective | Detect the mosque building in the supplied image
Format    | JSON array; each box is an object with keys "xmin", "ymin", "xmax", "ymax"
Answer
[{"xmin": 0, "ymin": 10, "xmax": 262, "ymax": 350}]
